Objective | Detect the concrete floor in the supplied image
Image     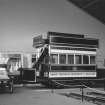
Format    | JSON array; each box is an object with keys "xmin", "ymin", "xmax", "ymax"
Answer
[{"xmin": 0, "ymin": 84, "xmax": 95, "ymax": 105}]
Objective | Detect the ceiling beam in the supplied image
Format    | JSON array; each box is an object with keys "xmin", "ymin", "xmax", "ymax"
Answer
[{"xmin": 82, "ymin": 0, "xmax": 100, "ymax": 9}]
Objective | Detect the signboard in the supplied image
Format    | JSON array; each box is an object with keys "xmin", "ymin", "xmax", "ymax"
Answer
[
  {"xmin": 33, "ymin": 35, "xmax": 44, "ymax": 48},
  {"xmin": 49, "ymin": 72, "xmax": 96, "ymax": 78}
]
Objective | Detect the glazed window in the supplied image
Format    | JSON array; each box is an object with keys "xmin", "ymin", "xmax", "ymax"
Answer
[
  {"xmin": 32, "ymin": 58, "xmax": 36, "ymax": 63},
  {"xmin": 59, "ymin": 54, "xmax": 66, "ymax": 64},
  {"xmin": 83, "ymin": 55, "xmax": 89, "ymax": 64},
  {"xmin": 75, "ymin": 55, "xmax": 82, "ymax": 64},
  {"xmin": 68, "ymin": 55, "xmax": 74, "ymax": 64},
  {"xmin": 90, "ymin": 56, "xmax": 95, "ymax": 64},
  {"xmin": 50, "ymin": 54, "xmax": 58, "ymax": 64}
]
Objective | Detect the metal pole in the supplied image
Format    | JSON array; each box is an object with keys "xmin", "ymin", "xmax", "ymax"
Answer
[
  {"xmin": 51, "ymin": 81, "xmax": 54, "ymax": 93},
  {"xmin": 51, "ymin": 88, "xmax": 54, "ymax": 93},
  {"xmin": 81, "ymin": 86, "xmax": 84, "ymax": 102}
]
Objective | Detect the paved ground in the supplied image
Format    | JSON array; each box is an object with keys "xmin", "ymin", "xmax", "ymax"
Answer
[{"xmin": 0, "ymin": 84, "xmax": 95, "ymax": 105}]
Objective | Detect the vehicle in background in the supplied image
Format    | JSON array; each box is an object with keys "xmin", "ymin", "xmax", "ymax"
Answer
[{"xmin": 0, "ymin": 64, "xmax": 14, "ymax": 93}]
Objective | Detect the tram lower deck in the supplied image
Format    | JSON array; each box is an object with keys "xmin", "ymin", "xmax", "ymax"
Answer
[{"xmin": 37, "ymin": 63, "xmax": 97, "ymax": 87}]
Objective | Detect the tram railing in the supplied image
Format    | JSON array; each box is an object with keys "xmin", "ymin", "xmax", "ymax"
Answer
[{"xmin": 33, "ymin": 45, "xmax": 48, "ymax": 68}]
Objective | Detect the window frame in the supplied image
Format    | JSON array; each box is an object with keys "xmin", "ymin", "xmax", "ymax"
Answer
[
  {"xmin": 59, "ymin": 54, "xmax": 66, "ymax": 64},
  {"xmin": 83, "ymin": 55, "xmax": 89, "ymax": 64},
  {"xmin": 50, "ymin": 53, "xmax": 58, "ymax": 64},
  {"xmin": 90, "ymin": 55, "xmax": 96, "ymax": 64},
  {"xmin": 68, "ymin": 54, "xmax": 74, "ymax": 64},
  {"xmin": 75, "ymin": 54, "xmax": 82, "ymax": 64}
]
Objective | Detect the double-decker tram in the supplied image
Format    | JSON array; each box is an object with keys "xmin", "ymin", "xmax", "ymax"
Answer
[{"xmin": 33, "ymin": 32, "xmax": 99, "ymax": 87}]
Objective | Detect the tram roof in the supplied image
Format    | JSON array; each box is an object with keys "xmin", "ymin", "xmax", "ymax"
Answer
[{"xmin": 48, "ymin": 31, "xmax": 84, "ymax": 38}]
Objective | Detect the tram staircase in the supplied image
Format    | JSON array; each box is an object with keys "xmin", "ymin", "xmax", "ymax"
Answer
[{"xmin": 33, "ymin": 45, "xmax": 48, "ymax": 69}]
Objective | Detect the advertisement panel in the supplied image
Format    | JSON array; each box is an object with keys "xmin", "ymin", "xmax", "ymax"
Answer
[{"xmin": 49, "ymin": 72, "xmax": 96, "ymax": 78}]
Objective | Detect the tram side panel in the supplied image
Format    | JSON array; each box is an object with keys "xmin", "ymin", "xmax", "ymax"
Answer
[{"xmin": 39, "ymin": 48, "xmax": 97, "ymax": 85}]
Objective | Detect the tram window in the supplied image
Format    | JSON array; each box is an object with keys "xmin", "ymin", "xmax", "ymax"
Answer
[
  {"xmin": 83, "ymin": 55, "xmax": 89, "ymax": 64},
  {"xmin": 68, "ymin": 55, "xmax": 74, "ymax": 64},
  {"xmin": 32, "ymin": 57, "xmax": 36, "ymax": 63},
  {"xmin": 75, "ymin": 55, "xmax": 82, "ymax": 64},
  {"xmin": 90, "ymin": 56, "xmax": 95, "ymax": 64},
  {"xmin": 59, "ymin": 54, "xmax": 66, "ymax": 64},
  {"xmin": 50, "ymin": 54, "xmax": 58, "ymax": 64}
]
